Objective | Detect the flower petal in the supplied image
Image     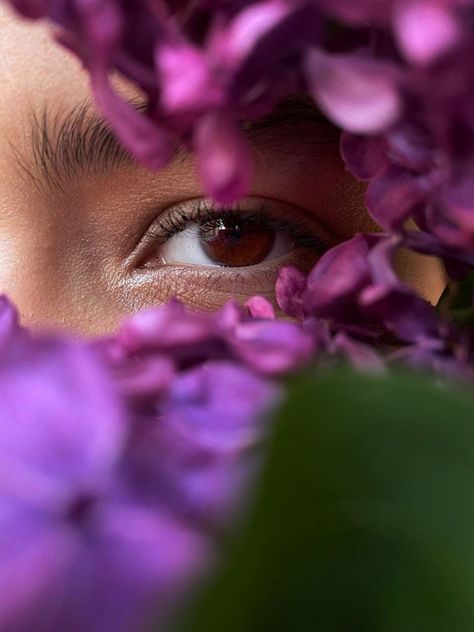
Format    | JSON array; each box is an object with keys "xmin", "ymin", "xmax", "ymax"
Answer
[{"xmin": 305, "ymin": 49, "xmax": 401, "ymax": 134}]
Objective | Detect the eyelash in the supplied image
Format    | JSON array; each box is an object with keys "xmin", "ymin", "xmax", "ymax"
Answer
[{"xmin": 141, "ymin": 199, "xmax": 330, "ymax": 255}]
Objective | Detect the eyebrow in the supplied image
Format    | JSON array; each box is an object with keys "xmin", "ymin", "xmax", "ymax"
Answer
[
  {"xmin": 11, "ymin": 99, "xmax": 136, "ymax": 195},
  {"xmin": 11, "ymin": 92, "xmax": 337, "ymax": 195}
]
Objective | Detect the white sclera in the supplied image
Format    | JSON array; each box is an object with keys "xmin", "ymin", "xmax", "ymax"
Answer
[{"xmin": 159, "ymin": 221, "xmax": 295, "ymax": 267}]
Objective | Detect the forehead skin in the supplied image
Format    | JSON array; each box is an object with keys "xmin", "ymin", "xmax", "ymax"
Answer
[{"xmin": 0, "ymin": 5, "xmax": 445, "ymax": 335}]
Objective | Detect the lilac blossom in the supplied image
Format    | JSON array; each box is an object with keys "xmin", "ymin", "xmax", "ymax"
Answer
[
  {"xmin": 0, "ymin": 297, "xmax": 295, "ymax": 631},
  {"xmin": 0, "ymin": 334, "xmax": 206, "ymax": 632},
  {"xmin": 0, "ymin": 294, "xmax": 313, "ymax": 631}
]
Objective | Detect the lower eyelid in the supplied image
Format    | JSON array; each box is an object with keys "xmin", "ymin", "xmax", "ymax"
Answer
[{"xmin": 121, "ymin": 248, "xmax": 318, "ymax": 294}]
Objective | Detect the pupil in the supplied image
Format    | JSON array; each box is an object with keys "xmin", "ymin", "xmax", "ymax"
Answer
[{"xmin": 199, "ymin": 217, "xmax": 275, "ymax": 267}]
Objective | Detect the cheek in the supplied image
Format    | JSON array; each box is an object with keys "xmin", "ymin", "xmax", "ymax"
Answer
[{"xmin": 0, "ymin": 200, "xmax": 123, "ymax": 334}]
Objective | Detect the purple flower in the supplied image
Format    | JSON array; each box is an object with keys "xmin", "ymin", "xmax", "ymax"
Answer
[
  {"xmin": 145, "ymin": 360, "xmax": 280, "ymax": 524},
  {"xmin": 280, "ymin": 234, "xmax": 442, "ymax": 346},
  {"xmin": 304, "ymin": 49, "xmax": 402, "ymax": 134},
  {"xmin": 0, "ymin": 335, "xmax": 206, "ymax": 632},
  {"xmin": 275, "ymin": 266, "xmax": 307, "ymax": 319},
  {"xmin": 393, "ymin": 0, "xmax": 462, "ymax": 66},
  {"xmin": 245, "ymin": 295, "xmax": 276, "ymax": 319},
  {"xmin": 194, "ymin": 110, "xmax": 252, "ymax": 204}
]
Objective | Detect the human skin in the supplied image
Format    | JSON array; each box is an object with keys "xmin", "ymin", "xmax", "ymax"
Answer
[{"xmin": 0, "ymin": 5, "xmax": 446, "ymax": 335}]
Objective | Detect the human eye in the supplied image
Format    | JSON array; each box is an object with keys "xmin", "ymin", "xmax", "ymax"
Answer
[
  {"xmin": 145, "ymin": 198, "xmax": 332, "ymax": 268},
  {"xmin": 122, "ymin": 197, "xmax": 337, "ymax": 311}
]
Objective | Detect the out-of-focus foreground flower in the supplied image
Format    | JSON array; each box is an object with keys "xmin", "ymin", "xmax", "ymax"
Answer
[{"xmin": 0, "ymin": 294, "xmax": 315, "ymax": 631}]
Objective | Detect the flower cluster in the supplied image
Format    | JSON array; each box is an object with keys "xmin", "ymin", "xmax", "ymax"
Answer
[
  {"xmin": 3, "ymin": 0, "xmax": 474, "ymax": 630},
  {"xmin": 0, "ymin": 293, "xmax": 321, "ymax": 631}
]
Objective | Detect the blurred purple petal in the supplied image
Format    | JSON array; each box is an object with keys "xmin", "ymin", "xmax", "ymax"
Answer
[
  {"xmin": 332, "ymin": 332, "xmax": 386, "ymax": 372},
  {"xmin": 0, "ymin": 296, "xmax": 23, "ymax": 351},
  {"xmin": 229, "ymin": 320, "xmax": 315, "ymax": 374},
  {"xmin": 304, "ymin": 234, "xmax": 378, "ymax": 318},
  {"xmin": 0, "ymin": 339, "xmax": 124, "ymax": 505},
  {"xmin": 152, "ymin": 360, "xmax": 278, "ymax": 521},
  {"xmin": 119, "ymin": 301, "xmax": 213, "ymax": 353},
  {"xmin": 245, "ymin": 295, "xmax": 275, "ymax": 319},
  {"xmin": 305, "ymin": 49, "xmax": 402, "ymax": 134},
  {"xmin": 365, "ymin": 165, "xmax": 432, "ymax": 231},
  {"xmin": 194, "ymin": 110, "xmax": 251, "ymax": 204},
  {"xmin": 275, "ymin": 266, "xmax": 307, "ymax": 318},
  {"xmin": 157, "ymin": 42, "xmax": 222, "ymax": 114},
  {"xmin": 90, "ymin": 69, "xmax": 171, "ymax": 171},
  {"xmin": 394, "ymin": 0, "xmax": 461, "ymax": 66},
  {"xmin": 340, "ymin": 132, "xmax": 387, "ymax": 181}
]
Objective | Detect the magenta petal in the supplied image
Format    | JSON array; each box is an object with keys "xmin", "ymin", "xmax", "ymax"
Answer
[
  {"xmin": 340, "ymin": 132, "xmax": 387, "ymax": 181},
  {"xmin": 316, "ymin": 0, "xmax": 396, "ymax": 25},
  {"xmin": 90, "ymin": 69, "xmax": 171, "ymax": 171},
  {"xmin": 118, "ymin": 301, "xmax": 212, "ymax": 352},
  {"xmin": 305, "ymin": 49, "xmax": 401, "ymax": 134},
  {"xmin": 365, "ymin": 166, "xmax": 431, "ymax": 231},
  {"xmin": 332, "ymin": 332, "xmax": 385, "ymax": 373},
  {"xmin": 75, "ymin": 0, "xmax": 123, "ymax": 56},
  {"xmin": 214, "ymin": 0, "xmax": 291, "ymax": 67},
  {"xmin": 48, "ymin": 505, "xmax": 206, "ymax": 632},
  {"xmin": 275, "ymin": 266, "xmax": 307, "ymax": 318},
  {"xmin": 305, "ymin": 235, "xmax": 377, "ymax": 316},
  {"xmin": 194, "ymin": 110, "xmax": 251, "ymax": 204},
  {"xmin": 386, "ymin": 118, "xmax": 435, "ymax": 173},
  {"xmin": 230, "ymin": 320, "xmax": 315, "ymax": 375},
  {"xmin": 394, "ymin": 0, "xmax": 461, "ymax": 66},
  {"xmin": 0, "ymin": 339, "xmax": 123, "ymax": 504},
  {"xmin": 360, "ymin": 283, "xmax": 439, "ymax": 343},
  {"xmin": 157, "ymin": 42, "xmax": 221, "ymax": 114},
  {"xmin": 245, "ymin": 296, "xmax": 275, "ymax": 319},
  {"xmin": 7, "ymin": 0, "xmax": 48, "ymax": 18}
]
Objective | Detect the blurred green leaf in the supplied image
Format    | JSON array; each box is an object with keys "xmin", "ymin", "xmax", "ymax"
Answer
[
  {"xmin": 437, "ymin": 270, "xmax": 474, "ymax": 327},
  {"xmin": 175, "ymin": 369, "xmax": 474, "ymax": 632}
]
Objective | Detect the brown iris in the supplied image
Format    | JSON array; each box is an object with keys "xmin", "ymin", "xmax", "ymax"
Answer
[{"xmin": 199, "ymin": 216, "xmax": 275, "ymax": 267}]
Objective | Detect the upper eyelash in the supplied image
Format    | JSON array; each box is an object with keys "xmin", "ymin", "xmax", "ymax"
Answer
[{"xmin": 142, "ymin": 199, "xmax": 330, "ymax": 255}]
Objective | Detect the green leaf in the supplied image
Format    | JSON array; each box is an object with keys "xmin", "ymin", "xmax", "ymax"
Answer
[
  {"xmin": 175, "ymin": 369, "xmax": 474, "ymax": 632},
  {"xmin": 437, "ymin": 270, "xmax": 474, "ymax": 327}
]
